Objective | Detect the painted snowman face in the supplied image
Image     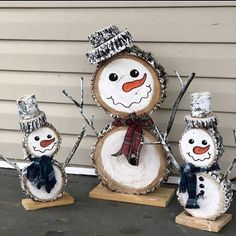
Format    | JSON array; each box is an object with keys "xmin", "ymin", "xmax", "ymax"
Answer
[
  {"xmin": 93, "ymin": 54, "xmax": 161, "ymax": 116},
  {"xmin": 26, "ymin": 126, "xmax": 60, "ymax": 157},
  {"xmin": 179, "ymin": 128, "xmax": 216, "ymax": 167}
]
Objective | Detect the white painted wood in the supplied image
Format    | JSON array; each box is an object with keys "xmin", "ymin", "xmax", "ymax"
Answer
[
  {"xmin": 0, "ymin": 1, "xmax": 236, "ymax": 8},
  {"xmin": 0, "ymin": 7, "xmax": 235, "ymax": 42},
  {"xmin": 0, "ymin": 41, "xmax": 236, "ymax": 78}
]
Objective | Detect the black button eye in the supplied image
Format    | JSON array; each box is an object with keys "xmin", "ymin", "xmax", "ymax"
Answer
[
  {"xmin": 34, "ymin": 136, "xmax": 40, "ymax": 141},
  {"xmin": 109, "ymin": 73, "xmax": 118, "ymax": 81},
  {"xmin": 47, "ymin": 134, "xmax": 52, "ymax": 139},
  {"xmin": 189, "ymin": 139, "xmax": 194, "ymax": 144},
  {"xmin": 202, "ymin": 140, "xmax": 207, "ymax": 145},
  {"xmin": 130, "ymin": 69, "xmax": 139, "ymax": 78}
]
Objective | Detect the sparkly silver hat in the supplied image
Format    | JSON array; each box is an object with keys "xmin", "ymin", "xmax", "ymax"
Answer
[
  {"xmin": 17, "ymin": 94, "xmax": 47, "ymax": 133},
  {"xmin": 86, "ymin": 25, "xmax": 133, "ymax": 64}
]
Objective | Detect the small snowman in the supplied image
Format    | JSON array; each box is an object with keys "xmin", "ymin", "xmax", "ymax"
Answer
[
  {"xmin": 177, "ymin": 92, "xmax": 233, "ymax": 220},
  {"xmin": 1, "ymin": 94, "xmax": 86, "ymax": 202},
  {"xmin": 64, "ymin": 25, "xmax": 195, "ymax": 195}
]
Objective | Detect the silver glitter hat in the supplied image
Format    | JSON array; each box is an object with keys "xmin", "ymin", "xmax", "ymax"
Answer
[
  {"xmin": 17, "ymin": 94, "xmax": 47, "ymax": 133},
  {"xmin": 86, "ymin": 25, "xmax": 133, "ymax": 64}
]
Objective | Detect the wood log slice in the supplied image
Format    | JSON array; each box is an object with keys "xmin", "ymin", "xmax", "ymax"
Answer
[
  {"xmin": 21, "ymin": 160, "xmax": 67, "ymax": 202},
  {"xmin": 92, "ymin": 126, "xmax": 168, "ymax": 194},
  {"xmin": 92, "ymin": 52, "xmax": 166, "ymax": 118}
]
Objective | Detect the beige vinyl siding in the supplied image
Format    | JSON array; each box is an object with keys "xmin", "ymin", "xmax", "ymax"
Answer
[{"xmin": 0, "ymin": 2, "xmax": 235, "ymax": 178}]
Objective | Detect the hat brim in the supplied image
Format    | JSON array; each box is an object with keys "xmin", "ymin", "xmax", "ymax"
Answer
[{"xmin": 86, "ymin": 30, "xmax": 133, "ymax": 64}]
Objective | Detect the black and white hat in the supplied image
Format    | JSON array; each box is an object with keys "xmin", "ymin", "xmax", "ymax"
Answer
[
  {"xmin": 17, "ymin": 94, "xmax": 47, "ymax": 133},
  {"xmin": 86, "ymin": 25, "xmax": 133, "ymax": 64},
  {"xmin": 185, "ymin": 92, "xmax": 218, "ymax": 129}
]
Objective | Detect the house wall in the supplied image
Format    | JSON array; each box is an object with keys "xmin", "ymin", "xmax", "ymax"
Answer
[{"xmin": 0, "ymin": 1, "xmax": 235, "ymax": 178}]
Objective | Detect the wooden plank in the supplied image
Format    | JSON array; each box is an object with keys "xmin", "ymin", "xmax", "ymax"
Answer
[
  {"xmin": 0, "ymin": 71, "xmax": 235, "ymax": 113},
  {"xmin": 89, "ymin": 183, "xmax": 175, "ymax": 207},
  {"xmin": 175, "ymin": 211, "xmax": 232, "ymax": 232},
  {"xmin": 0, "ymin": 1, "xmax": 236, "ymax": 8},
  {"xmin": 0, "ymin": 41, "xmax": 235, "ymax": 78},
  {"xmin": 21, "ymin": 192, "xmax": 75, "ymax": 211},
  {"xmin": 0, "ymin": 7, "xmax": 235, "ymax": 42}
]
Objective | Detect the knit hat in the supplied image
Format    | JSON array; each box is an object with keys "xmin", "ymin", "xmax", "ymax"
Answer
[
  {"xmin": 86, "ymin": 25, "xmax": 133, "ymax": 64},
  {"xmin": 17, "ymin": 94, "xmax": 47, "ymax": 133}
]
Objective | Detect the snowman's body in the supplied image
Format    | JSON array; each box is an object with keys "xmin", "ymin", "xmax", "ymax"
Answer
[
  {"xmin": 177, "ymin": 171, "xmax": 232, "ymax": 220},
  {"xmin": 92, "ymin": 126, "xmax": 169, "ymax": 194},
  {"xmin": 177, "ymin": 92, "xmax": 233, "ymax": 220},
  {"xmin": 87, "ymin": 28, "xmax": 171, "ymax": 194},
  {"xmin": 21, "ymin": 160, "xmax": 66, "ymax": 202}
]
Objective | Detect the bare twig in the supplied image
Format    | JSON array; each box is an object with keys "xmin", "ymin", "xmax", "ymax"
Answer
[
  {"xmin": 154, "ymin": 126, "xmax": 180, "ymax": 171},
  {"xmin": 164, "ymin": 72, "xmax": 195, "ymax": 139},
  {"xmin": 233, "ymin": 130, "xmax": 236, "ymax": 144},
  {"xmin": 224, "ymin": 158, "xmax": 236, "ymax": 179},
  {"xmin": 63, "ymin": 78, "xmax": 99, "ymax": 137},
  {"xmin": 63, "ymin": 125, "xmax": 87, "ymax": 168},
  {"xmin": 174, "ymin": 70, "xmax": 184, "ymax": 87},
  {"xmin": 0, "ymin": 155, "xmax": 22, "ymax": 176}
]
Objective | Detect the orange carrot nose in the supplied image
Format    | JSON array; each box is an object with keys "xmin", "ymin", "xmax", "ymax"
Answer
[
  {"xmin": 122, "ymin": 73, "xmax": 147, "ymax": 92},
  {"xmin": 40, "ymin": 138, "xmax": 55, "ymax": 148},
  {"xmin": 193, "ymin": 145, "xmax": 210, "ymax": 155}
]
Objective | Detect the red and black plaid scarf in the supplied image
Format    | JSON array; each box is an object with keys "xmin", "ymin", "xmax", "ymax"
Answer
[{"xmin": 111, "ymin": 113, "xmax": 155, "ymax": 166}]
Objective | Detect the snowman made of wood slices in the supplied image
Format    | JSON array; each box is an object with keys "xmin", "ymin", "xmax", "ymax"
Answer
[
  {"xmin": 12, "ymin": 94, "xmax": 86, "ymax": 202},
  {"xmin": 82, "ymin": 25, "xmax": 172, "ymax": 194},
  {"xmin": 177, "ymin": 92, "xmax": 233, "ymax": 220}
]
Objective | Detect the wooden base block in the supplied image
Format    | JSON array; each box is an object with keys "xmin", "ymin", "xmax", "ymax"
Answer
[
  {"xmin": 175, "ymin": 211, "xmax": 232, "ymax": 232},
  {"xmin": 89, "ymin": 183, "xmax": 175, "ymax": 207},
  {"xmin": 21, "ymin": 192, "xmax": 75, "ymax": 211}
]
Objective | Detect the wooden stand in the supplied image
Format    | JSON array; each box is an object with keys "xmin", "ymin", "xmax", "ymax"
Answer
[
  {"xmin": 175, "ymin": 211, "xmax": 232, "ymax": 232},
  {"xmin": 21, "ymin": 192, "xmax": 75, "ymax": 211},
  {"xmin": 89, "ymin": 183, "xmax": 175, "ymax": 207}
]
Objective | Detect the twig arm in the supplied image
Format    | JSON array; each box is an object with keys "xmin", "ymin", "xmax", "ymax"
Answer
[
  {"xmin": 164, "ymin": 72, "xmax": 195, "ymax": 138},
  {"xmin": 224, "ymin": 158, "xmax": 236, "ymax": 179},
  {"xmin": 63, "ymin": 78, "xmax": 99, "ymax": 137},
  {"xmin": 0, "ymin": 155, "xmax": 22, "ymax": 176},
  {"xmin": 63, "ymin": 125, "xmax": 87, "ymax": 168},
  {"xmin": 233, "ymin": 130, "xmax": 236, "ymax": 144},
  {"xmin": 154, "ymin": 126, "xmax": 180, "ymax": 171}
]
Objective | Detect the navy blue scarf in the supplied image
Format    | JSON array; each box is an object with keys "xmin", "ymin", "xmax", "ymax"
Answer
[
  {"xmin": 179, "ymin": 162, "xmax": 220, "ymax": 209},
  {"xmin": 26, "ymin": 155, "xmax": 57, "ymax": 193}
]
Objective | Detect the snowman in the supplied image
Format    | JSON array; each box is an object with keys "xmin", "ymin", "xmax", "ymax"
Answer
[
  {"xmin": 64, "ymin": 25, "xmax": 194, "ymax": 195},
  {"xmin": 177, "ymin": 92, "xmax": 233, "ymax": 220},
  {"xmin": 1, "ymin": 94, "xmax": 86, "ymax": 202}
]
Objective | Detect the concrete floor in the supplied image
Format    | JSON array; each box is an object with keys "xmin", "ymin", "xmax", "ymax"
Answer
[{"xmin": 0, "ymin": 169, "xmax": 235, "ymax": 236}]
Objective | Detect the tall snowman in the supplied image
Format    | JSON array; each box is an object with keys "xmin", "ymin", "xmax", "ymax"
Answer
[
  {"xmin": 177, "ymin": 92, "xmax": 233, "ymax": 220},
  {"xmin": 1, "ymin": 94, "xmax": 86, "ymax": 202},
  {"xmin": 64, "ymin": 25, "xmax": 194, "ymax": 195}
]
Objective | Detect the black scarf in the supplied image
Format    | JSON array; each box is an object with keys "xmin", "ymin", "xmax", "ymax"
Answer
[
  {"xmin": 179, "ymin": 162, "xmax": 220, "ymax": 209},
  {"xmin": 26, "ymin": 155, "xmax": 57, "ymax": 193}
]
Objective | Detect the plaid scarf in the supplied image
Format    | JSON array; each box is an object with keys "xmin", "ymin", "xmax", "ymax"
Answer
[
  {"xmin": 112, "ymin": 113, "xmax": 155, "ymax": 166},
  {"xmin": 26, "ymin": 155, "xmax": 57, "ymax": 193},
  {"xmin": 179, "ymin": 162, "xmax": 220, "ymax": 209}
]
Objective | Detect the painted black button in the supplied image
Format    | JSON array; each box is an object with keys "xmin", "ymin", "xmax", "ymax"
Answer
[
  {"xmin": 200, "ymin": 190, "xmax": 205, "ymax": 195},
  {"xmin": 199, "ymin": 184, "xmax": 205, "ymax": 188},
  {"xmin": 199, "ymin": 176, "xmax": 204, "ymax": 181}
]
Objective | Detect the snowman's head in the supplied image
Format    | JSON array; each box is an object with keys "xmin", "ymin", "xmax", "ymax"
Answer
[
  {"xmin": 24, "ymin": 124, "xmax": 61, "ymax": 157},
  {"xmin": 92, "ymin": 49, "xmax": 167, "ymax": 117},
  {"xmin": 179, "ymin": 128, "xmax": 218, "ymax": 167}
]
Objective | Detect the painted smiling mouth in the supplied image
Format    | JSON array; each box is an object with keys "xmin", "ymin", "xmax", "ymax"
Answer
[
  {"xmin": 187, "ymin": 152, "xmax": 212, "ymax": 161},
  {"xmin": 33, "ymin": 142, "xmax": 57, "ymax": 153},
  {"xmin": 107, "ymin": 84, "xmax": 152, "ymax": 109}
]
